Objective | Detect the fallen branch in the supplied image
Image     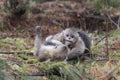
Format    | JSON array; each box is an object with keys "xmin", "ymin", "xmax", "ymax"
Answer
[
  {"xmin": 0, "ymin": 51, "xmax": 33, "ymax": 55},
  {"xmin": 84, "ymin": 15, "xmax": 105, "ymax": 20},
  {"xmin": 106, "ymin": 12, "xmax": 120, "ymax": 29}
]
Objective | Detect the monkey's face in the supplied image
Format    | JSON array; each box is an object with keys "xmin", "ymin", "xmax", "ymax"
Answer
[{"xmin": 63, "ymin": 29, "xmax": 79, "ymax": 46}]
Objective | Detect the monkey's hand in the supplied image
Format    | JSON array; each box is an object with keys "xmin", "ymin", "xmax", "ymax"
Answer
[
  {"xmin": 67, "ymin": 47, "xmax": 84, "ymax": 61},
  {"xmin": 66, "ymin": 40, "xmax": 85, "ymax": 61}
]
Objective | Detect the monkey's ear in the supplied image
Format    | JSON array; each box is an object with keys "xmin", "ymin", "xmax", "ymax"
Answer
[
  {"xmin": 62, "ymin": 30, "xmax": 65, "ymax": 34},
  {"xmin": 62, "ymin": 30, "xmax": 65, "ymax": 32}
]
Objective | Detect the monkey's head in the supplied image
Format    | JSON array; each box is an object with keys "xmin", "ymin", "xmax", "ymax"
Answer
[{"xmin": 63, "ymin": 28, "xmax": 79, "ymax": 46}]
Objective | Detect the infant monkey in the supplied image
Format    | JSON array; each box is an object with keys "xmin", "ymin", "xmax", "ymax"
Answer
[
  {"xmin": 46, "ymin": 27, "xmax": 91, "ymax": 61},
  {"xmin": 34, "ymin": 26, "xmax": 68, "ymax": 61}
]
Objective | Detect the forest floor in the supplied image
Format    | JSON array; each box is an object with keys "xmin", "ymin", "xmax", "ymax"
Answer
[{"xmin": 0, "ymin": 0, "xmax": 120, "ymax": 80}]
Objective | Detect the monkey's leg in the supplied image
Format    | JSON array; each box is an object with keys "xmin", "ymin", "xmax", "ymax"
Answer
[{"xmin": 34, "ymin": 26, "xmax": 41, "ymax": 56}]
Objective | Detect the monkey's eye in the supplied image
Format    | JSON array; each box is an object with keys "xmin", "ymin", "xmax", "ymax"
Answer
[
  {"xmin": 71, "ymin": 35, "xmax": 74, "ymax": 38},
  {"xmin": 66, "ymin": 34, "xmax": 69, "ymax": 37}
]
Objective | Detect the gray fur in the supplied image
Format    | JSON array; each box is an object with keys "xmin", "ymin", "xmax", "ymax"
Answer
[
  {"xmin": 34, "ymin": 26, "xmax": 68, "ymax": 61},
  {"xmin": 34, "ymin": 26, "xmax": 91, "ymax": 61},
  {"xmin": 34, "ymin": 26, "xmax": 41, "ymax": 56},
  {"xmin": 78, "ymin": 31, "xmax": 91, "ymax": 50}
]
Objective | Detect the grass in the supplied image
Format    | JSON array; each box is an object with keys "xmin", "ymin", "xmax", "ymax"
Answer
[
  {"xmin": 0, "ymin": 29, "xmax": 120, "ymax": 79},
  {"xmin": 93, "ymin": 0, "xmax": 120, "ymax": 13}
]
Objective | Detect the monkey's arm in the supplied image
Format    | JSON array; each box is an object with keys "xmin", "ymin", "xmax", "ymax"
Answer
[
  {"xmin": 67, "ymin": 41, "xmax": 85, "ymax": 60},
  {"xmin": 67, "ymin": 48, "xmax": 84, "ymax": 60}
]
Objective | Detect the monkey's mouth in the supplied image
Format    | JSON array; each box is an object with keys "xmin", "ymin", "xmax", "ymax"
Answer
[
  {"xmin": 65, "ymin": 40, "xmax": 73, "ymax": 46},
  {"xmin": 66, "ymin": 40, "xmax": 72, "ymax": 43}
]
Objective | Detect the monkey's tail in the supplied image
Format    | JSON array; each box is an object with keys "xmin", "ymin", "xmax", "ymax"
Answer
[{"xmin": 34, "ymin": 26, "xmax": 41, "ymax": 56}]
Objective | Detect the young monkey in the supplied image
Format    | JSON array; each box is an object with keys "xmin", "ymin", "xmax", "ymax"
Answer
[
  {"xmin": 34, "ymin": 26, "xmax": 68, "ymax": 61},
  {"xmin": 62, "ymin": 28, "xmax": 87, "ymax": 60},
  {"xmin": 46, "ymin": 27, "xmax": 91, "ymax": 61}
]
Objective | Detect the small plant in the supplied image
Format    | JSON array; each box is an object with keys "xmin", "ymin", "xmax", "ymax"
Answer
[
  {"xmin": 0, "ymin": 59, "xmax": 6, "ymax": 79},
  {"xmin": 0, "ymin": 21, "xmax": 3, "ymax": 29},
  {"xmin": 93, "ymin": 0, "xmax": 120, "ymax": 13}
]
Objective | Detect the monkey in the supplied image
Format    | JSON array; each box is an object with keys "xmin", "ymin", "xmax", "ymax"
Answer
[
  {"xmin": 45, "ymin": 27, "xmax": 91, "ymax": 61},
  {"xmin": 34, "ymin": 26, "xmax": 68, "ymax": 61},
  {"xmin": 62, "ymin": 28, "xmax": 88, "ymax": 61}
]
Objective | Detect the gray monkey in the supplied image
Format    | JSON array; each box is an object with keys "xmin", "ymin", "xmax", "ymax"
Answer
[{"xmin": 34, "ymin": 26, "xmax": 68, "ymax": 61}]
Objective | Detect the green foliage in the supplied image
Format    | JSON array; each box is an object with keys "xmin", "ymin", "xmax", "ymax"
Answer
[
  {"xmin": 38, "ymin": 62, "xmax": 88, "ymax": 80},
  {"xmin": 112, "ymin": 29, "xmax": 120, "ymax": 39},
  {"xmin": 93, "ymin": 0, "xmax": 120, "ymax": 13},
  {"xmin": 0, "ymin": 38, "xmax": 27, "ymax": 52},
  {"xmin": 1, "ymin": 6, "xmax": 9, "ymax": 13},
  {"xmin": 0, "ymin": 22, "xmax": 3, "ymax": 29},
  {"xmin": 0, "ymin": 59, "xmax": 6, "ymax": 79},
  {"xmin": 23, "ymin": 2, "xmax": 30, "ymax": 10},
  {"xmin": 108, "ymin": 29, "xmax": 120, "ymax": 60},
  {"xmin": 26, "ymin": 59, "xmax": 38, "ymax": 63},
  {"xmin": 0, "ymin": 59, "xmax": 6, "ymax": 70},
  {"xmin": 16, "ymin": 39, "xmax": 26, "ymax": 51}
]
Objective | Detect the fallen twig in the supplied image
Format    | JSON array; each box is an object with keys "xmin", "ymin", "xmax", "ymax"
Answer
[
  {"xmin": 0, "ymin": 51, "xmax": 33, "ymax": 55},
  {"xmin": 106, "ymin": 11, "xmax": 120, "ymax": 29},
  {"xmin": 84, "ymin": 15, "xmax": 105, "ymax": 20}
]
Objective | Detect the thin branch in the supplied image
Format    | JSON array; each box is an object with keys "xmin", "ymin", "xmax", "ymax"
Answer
[
  {"xmin": 106, "ymin": 11, "xmax": 120, "ymax": 29},
  {"xmin": 118, "ymin": 16, "xmax": 120, "ymax": 28},
  {"xmin": 95, "ymin": 32, "xmax": 111, "ymax": 45},
  {"xmin": 106, "ymin": 15, "xmax": 109, "ymax": 58},
  {"xmin": 0, "ymin": 51, "xmax": 33, "ymax": 55},
  {"xmin": 95, "ymin": 13, "xmax": 120, "ymax": 45},
  {"xmin": 84, "ymin": 15, "xmax": 105, "ymax": 20}
]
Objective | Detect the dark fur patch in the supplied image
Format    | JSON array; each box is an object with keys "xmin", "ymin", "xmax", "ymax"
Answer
[
  {"xmin": 78, "ymin": 31, "xmax": 91, "ymax": 50},
  {"xmin": 44, "ymin": 42, "xmax": 56, "ymax": 46}
]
